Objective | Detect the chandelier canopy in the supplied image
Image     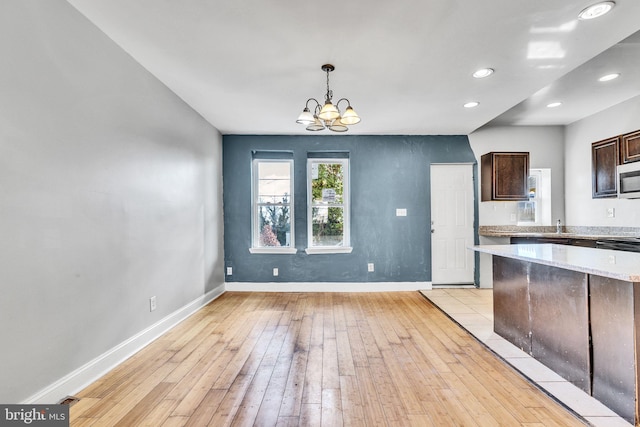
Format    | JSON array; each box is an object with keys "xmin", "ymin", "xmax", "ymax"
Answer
[{"xmin": 296, "ymin": 64, "xmax": 361, "ymax": 132}]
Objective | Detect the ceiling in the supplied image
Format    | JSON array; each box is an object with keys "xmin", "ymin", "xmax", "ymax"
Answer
[{"xmin": 66, "ymin": 0, "xmax": 640, "ymax": 135}]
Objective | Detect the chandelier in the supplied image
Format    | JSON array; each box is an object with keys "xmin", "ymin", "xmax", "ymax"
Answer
[{"xmin": 296, "ymin": 64, "xmax": 361, "ymax": 132}]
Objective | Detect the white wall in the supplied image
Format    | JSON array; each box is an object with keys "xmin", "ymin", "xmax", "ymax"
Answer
[
  {"xmin": 0, "ymin": 2, "xmax": 224, "ymax": 402},
  {"xmin": 565, "ymin": 94, "xmax": 640, "ymax": 227},
  {"xmin": 469, "ymin": 125, "xmax": 566, "ymax": 226}
]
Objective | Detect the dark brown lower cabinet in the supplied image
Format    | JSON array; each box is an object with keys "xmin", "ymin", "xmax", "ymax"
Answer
[{"xmin": 510, "ymin": 236, "xmax": 596, "ymax": 247}]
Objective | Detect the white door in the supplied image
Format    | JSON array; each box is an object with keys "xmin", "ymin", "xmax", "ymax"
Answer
[{"xmin": 430, "ymin": 164, "xmax": 475, "ymax": 285}]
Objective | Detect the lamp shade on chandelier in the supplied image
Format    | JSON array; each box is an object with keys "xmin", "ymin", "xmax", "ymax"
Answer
[{"xmin": 296, "ymin": 64, "xmax": 361, "ymax": 132}]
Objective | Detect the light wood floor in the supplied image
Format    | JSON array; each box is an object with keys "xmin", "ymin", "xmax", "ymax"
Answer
[{"xmin": 69, "ymin": 292, "xmax": 586, "ymax": 426}]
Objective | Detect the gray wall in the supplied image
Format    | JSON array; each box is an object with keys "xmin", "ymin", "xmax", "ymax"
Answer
[
  {"xmin": 468, "ymin": 126, "xmax": 566, "ymax": 288},
  {"xmin": 565, "ymin": 94, "xmax": 640, "ymax": 227},
  {"xmin": 223, "ymin": 134, "xmax": 476, "ymax": 283},
  {"xmin": 468, "ymin": 125, "xmax": 566, "ymax": 226},
  {"xmin": 0, "ymin": 2, "xmax": 224, "ymax": 402}
]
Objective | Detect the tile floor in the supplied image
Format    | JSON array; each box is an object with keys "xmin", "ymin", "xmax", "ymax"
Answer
[{"xmin": 420, "ymin": 288, "xmax": 632, "ymax": 427}]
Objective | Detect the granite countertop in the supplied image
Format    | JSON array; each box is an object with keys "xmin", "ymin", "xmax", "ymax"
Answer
[
  {"xmin": 481, "ymin": 231, "xmax": 611, "ymax": 240},
  {"xmin": 471, "ymin": 243, "xmax": 640, "ymax": 282},
  {"xmin": 479, "ymin": 225, "xmax": 640, "ymax": 240}
]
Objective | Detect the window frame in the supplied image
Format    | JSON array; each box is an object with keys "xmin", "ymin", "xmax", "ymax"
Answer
[
  {"xmin": 249, "ymin": 158, "xmax": 297, "ymax": 254},
  {"xmin": 305, "ymin": 157, "xmax": 352, "ymax": 254}
]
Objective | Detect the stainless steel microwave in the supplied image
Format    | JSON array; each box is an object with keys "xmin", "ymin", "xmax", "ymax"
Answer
[{"xmin": 618, "ymin": 162, "xmax": 640, "ymax": 198}]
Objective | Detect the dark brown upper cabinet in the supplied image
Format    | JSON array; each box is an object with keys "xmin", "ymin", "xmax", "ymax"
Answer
[
  {"xmin": 481, "ymin": 152, "xmax": 529, "ymax": 201},
  {"xmin": 591, "ymin": 136, "xmax": 619, "ymax": 198},
  {"xmin": 621, "ymin": 130, "xmax": 640, "ymax": 164}
]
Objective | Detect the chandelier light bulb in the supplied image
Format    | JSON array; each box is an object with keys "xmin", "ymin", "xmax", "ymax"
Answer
[
  {"xmin": 319, "ymin": 101, "xmax": 340, "ymax": 121},
  {"xmin": 306, "ymin": 115, "xmax": 325, "ymax": 131},
  {"xmin": 341, "ymin": 106, "xmax": 361, "ymax": 125},
  {"xmin": 296, "ymin": 107, "xmax": 315, "ymax": 125},
  {"xmin": 328, "ymin": 118, "xmax": 348, "ymax": 132}
]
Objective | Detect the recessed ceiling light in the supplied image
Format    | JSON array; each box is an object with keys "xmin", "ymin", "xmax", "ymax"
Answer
[
  {"xmin": 578, "ymin": 1, "xmax": 615, "ymax": 20},
  {"xmin": 598, "ymin": 73, "xmax": 620, "ymax": 82},
  {"xmin": 547, "ymin": 102, "xmax": 562, "ymax": 108},
  {"xmin": 464, "ymin": 101, "xmax": 480, "ymax": 108},
  {"xmin": 473, "ymin": 68, "xmax": 494, "ymax": 79}
]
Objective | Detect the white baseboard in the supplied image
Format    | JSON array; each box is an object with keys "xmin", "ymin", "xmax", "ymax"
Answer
[
  {"xmin": 24, "ymin": 284, "xmax": 225, "ymax": 404},
  {"xmin": 224, "ymin": 281, "xmax": 432, "ymax": 292}
]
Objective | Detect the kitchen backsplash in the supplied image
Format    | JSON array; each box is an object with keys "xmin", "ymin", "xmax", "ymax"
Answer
[{"xmin": 480, "ymin": 225, "xmax": 640, "ymax": 237}]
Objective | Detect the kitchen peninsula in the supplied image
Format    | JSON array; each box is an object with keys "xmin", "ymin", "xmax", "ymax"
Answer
[{"xmin": 472, "ymin": 243, "xmax": 640, "ymax": 425}]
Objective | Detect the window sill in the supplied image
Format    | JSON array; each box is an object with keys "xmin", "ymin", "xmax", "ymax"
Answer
[
  {"xmin": 305, "ymin": 247, "xmax": 353, "ymax": 255},
  {"xmin": 249, "ymin": 247, "xmax": 298, "ymax": 254}
]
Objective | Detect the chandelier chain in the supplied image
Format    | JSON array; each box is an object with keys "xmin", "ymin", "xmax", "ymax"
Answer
[{"xmin": 325, "ymin": 69, "xmax": 333, "ymax": 103}]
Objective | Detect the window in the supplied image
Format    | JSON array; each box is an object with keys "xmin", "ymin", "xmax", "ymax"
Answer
[
  {"xmin": 517, "ymin": 168, "xmax": 552, "ymax": 226},
  {"xmin": 250, "ymin": 158, "xmax": 296, "ymax": 254},
  {"xmin": 306, "ymin": 157, "xmax": 352, "ymax": 254}
]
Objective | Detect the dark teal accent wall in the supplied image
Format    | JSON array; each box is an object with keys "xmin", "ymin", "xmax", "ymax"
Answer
[{"xmin": 223, "ymin": 134, "xmax": 478, "ymax": 283}]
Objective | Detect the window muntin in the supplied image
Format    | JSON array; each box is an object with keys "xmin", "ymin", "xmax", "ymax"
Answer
[
  {"xmin": 252, "ymin": 159, "xmax": 293, "ymax": 250},
  {"xmin": 307, "ymin": 159, "xmax": 350, "ymax": 250}
]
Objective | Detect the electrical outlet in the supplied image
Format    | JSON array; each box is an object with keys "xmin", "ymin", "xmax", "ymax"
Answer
[
  {"xmin": 607, "ymin": 208, "xmax": 615, "ymax": 218},
  {"xmin": 226, "ymin": 267, "xmax": 233, "ymax": 275},
  {"xmin": 510, "ymin": 213, "xmax": 517, "ymax": 222},
  {"xmin": 273, "ymin": 268, "xmax": 279, "ymax": 276},
  {"xmin": 367, "ymin": 263, "xmax": 375, "ymax": 272},
  {"xmin": 396, "ymin": 208, "xmax": 407, "ymax": 217},
  {"xmin": 149, "ymin": 296, "xmax": 157, "ymax": 312}
]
